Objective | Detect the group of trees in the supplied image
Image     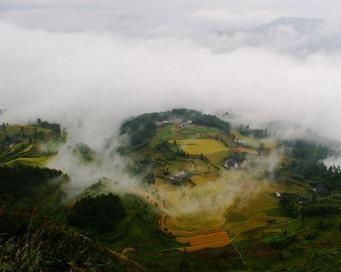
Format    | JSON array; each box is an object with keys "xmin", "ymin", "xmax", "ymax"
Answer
[
  {"xmin": 279, "ymin": 197, "xmax": 299, "ymax": 217},
  {"xmin": 0, "ymin": 165, "xmax": 66, "ymax": 208},
  {"xmin": 267, "ymin": 231, "xmax": 297, "ymax": 249},
  {"xmin": 191, "ymin": 113, "xmax": 230, "ymax": 133},
  {"xmin": 238, "ymin": 125, "xmax": 269, "ymax": 138},
  {"xmin": 289, "ymin": 139, "xmax": 331, "ymax": 161},
  {"xmin": 36, "ymin": 118, "xmax": 62, "ymax": 136},
  {"xmin": 68, "ymin": 193, "xmax": 125, "ymax": 234},
  {"xmin": 276, "ymin": 139, "xmax": 341, "ymax": 219},
  {"xmin": 155, "ymin": 140, "xmax": 186, "ymax": 160},
  {"xmin": 277, "ymin": 140, "xmax": 341, "ymax": 190},
  {"xmin": 72, "ymin": 143, "xmax": 96, "ymax": 163},
  {"xmin": 120, "ymin": 113, "xmax": 157, "ymax": 148}
]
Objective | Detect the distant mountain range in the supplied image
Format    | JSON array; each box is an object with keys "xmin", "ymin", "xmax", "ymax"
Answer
[
  {"xmin": 253, "ymin": 17, "xmax": 323, "ymax": 33},
  {"xmin": 214, "ymin": 16, "xmax": 341, "ymax": 54}
]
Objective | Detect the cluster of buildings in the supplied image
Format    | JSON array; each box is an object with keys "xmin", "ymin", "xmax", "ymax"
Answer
[
  {"xmin": 275, "ymin": 192, "xmax": 311, "ymax": 205},
  {"xmin": 155, "ymin": 119, "xmax": 193, "ymax": 129},
  {"xmin": 155, "ymin": 120, "xmax": 170, "ymax": 126}
]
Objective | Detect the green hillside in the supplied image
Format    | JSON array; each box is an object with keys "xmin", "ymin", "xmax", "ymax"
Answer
[{"xmin": 0, "ymin": 111, "xmax": 341, "ymax": 272}]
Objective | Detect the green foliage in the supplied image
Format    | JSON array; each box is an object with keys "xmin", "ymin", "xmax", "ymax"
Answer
[
  {"xmin": 279, "ymin": 197, "xmax": 298, "ymax": 218},
  {"xmin": 267, "ymin": 231, "xmax": 297, "ymax": 249},
  {"xmin": 120, "ymin": 114, "xmax": 157, "ymax": 148},
  {"xmin": 100, "ymin": 194, "xmax": 181, "ymax": 270},
  {"xmin": 0, "ymin": 212, "xmax": 124, "ymax": 272},
  {"xmin": 277, "ymin": 139, "xmax": 341, "ymax": 191},
  {"xmin": 301, "ymin": 205, "xmax": 340, "ymax": 217},
  {"xmin": 0, "ymin": 231, "xmax": 43, "ymax": 272},
  {"xmin": 238, "ymin": 124, "xmax": 269, "ymax": 138},
  {"xmin": 68, "ymin": 193, "xmax": 125, "ymax": 234},
  {"xmin": 72, "ymin": 143, "xmax": 96, "ymax": 163},
  {"xmin": 154, "ymin": 140, "xmax": 185, "ymax": 160},
  {"xmin": 290, "ymin": 140, "xmax": 331, "ymax": 161},
  {"xmin": 35, "ymin": 118, "xmax": 61, "ymax": 136},
  {"xmin": 0, "ymin": 165, "xmax": 67, "ymax": 210}
]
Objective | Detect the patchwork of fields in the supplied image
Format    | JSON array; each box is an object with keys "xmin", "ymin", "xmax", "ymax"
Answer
[{"xmin": 130, "ymin": 123, "xmax": 308, "ymax": 253}]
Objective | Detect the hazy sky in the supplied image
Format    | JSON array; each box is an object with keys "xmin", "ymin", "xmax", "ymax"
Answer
[{"xmin": 1, "ymin": 0, "xmax": 341, "ymax": 147}]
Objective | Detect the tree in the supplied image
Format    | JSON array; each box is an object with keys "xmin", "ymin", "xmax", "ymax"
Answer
[{"xmin": 258, "ymin": 143, "xmax": 265, "ymax": 155}]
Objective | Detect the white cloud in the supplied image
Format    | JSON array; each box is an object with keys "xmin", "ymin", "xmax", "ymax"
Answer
[
  {"xmin": 1, "ymin": 21, "xmax": 341, "ymax": 143},
  {"xmin": 1, "ymin": 1, "xmax": 341, "ymax": 144},
  {"xmin": 1, "ymin": 0, "xmax": 341, "ymax": 194}
]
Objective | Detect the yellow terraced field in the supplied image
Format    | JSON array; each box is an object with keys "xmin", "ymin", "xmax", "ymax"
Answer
[
  {"xmin": 175, "ymin": 139, "xmax": 228, "ymax": 156},
  {"xmin": 5, "ymin": 156, "xmax": 53, "ymax": 167},
  {"xmin": 177, "ymin": 230, "xmax": 231, "ymax": 252}
]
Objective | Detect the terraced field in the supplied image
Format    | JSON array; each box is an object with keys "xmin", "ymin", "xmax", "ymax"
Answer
[
  {"xmin": 177, "ymin": 230, "xmax": 231, "ymax": 252},
  {"xmin": 175, "ymin": 139, "xmax": 228, "ymax": 155},
  {"xmin": 0, "ymin": 123, "xmax": 63, "ymax": 167}
]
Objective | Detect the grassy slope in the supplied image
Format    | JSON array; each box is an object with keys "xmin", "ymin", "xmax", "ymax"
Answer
[{"xmin": 74, "ymin": 184, "xmax": 184, "ymax": 271}]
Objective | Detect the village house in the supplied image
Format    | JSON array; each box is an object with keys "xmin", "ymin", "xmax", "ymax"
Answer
[
  {"xmin": 224, "ymin": 157, "xmax": 240, "ymax": 169},
  {"xmin": 168, "ymin": 171, "xmax": 190, "ymax": 185},
  {"xmin": 179, "ymin": 120, "xmax": 193, "ymax": 128},
  {"xmin": 234, "ymin": 139, "xmax": 249, "ymax": 147},
  {"xmin": 155, "ymin": 120, "xmax": 169, "ymax": 126}
]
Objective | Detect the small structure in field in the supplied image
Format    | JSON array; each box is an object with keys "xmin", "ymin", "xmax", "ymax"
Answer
[
  {"xmin": 275, "ymin": 192, "xmax": 281, "ymax": 198},
  {"xmin": 168, "ymin": 171, "xmax": 191, "ymax": 185},
  {"xmin": 224, "ymin": 157, "xmax": 240, "ymax": 169},
  {"xmin": 179, "ymin": 120, "xmax": 193, "ymax": 128},
  {"xmin": 155, "ymin": 120, "xmax": 169, "ymax": 126},
  {"xmin": 234, "ymin": 139, "xmax": 249, "ymax": 147},
  {"xmin": 316, "ymin": 183, "xmax": 330, "ymax": 195}
]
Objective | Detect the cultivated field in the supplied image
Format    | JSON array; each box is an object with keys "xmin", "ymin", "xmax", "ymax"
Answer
[
  {"xmin": 177, "ymin": 230, "xmax": 231, "ymax": 252},
  {"xmin": 175, "ymin": 139, "xmax": 228, "ymax": 155}
]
